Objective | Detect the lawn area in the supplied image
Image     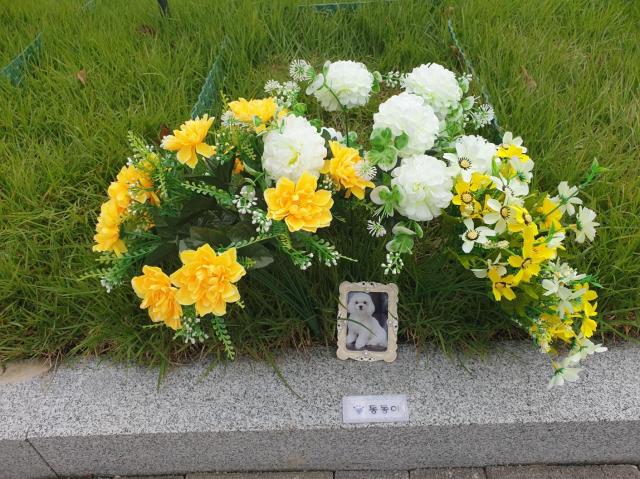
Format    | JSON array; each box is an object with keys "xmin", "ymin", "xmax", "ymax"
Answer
[{"xmin": 1, "ymin": 0, "xmax": 639, "ymax": 368}]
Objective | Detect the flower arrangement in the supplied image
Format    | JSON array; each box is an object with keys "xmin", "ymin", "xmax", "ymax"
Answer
[{"xmin": 91, "ymin": 58, "xmax": 605, "ymax": 387}]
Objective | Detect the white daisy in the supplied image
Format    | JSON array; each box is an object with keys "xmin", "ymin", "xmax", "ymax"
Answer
[
  {"xmin": 501, "ymin": 131, "xmax": 526, "ymax": 151},
  {"xmin": 574, "ymin": 207, "xmax": 599, "ymax": 243},
  {"xmin": 460, "ymin": 218, "xmax": 495, "ymax": 253},
  {"xmin": 483, "ymin": 195, "xmax": 522, "ymax": 233},
  {"xmin": 566, "ymin": 337, "xmax": 607, "ymax": 364},
  {"xmin": 443, "ymin": 135, "xmax": 497, "ymax": 182},
  {"xmin": 547, "ymin": 359, "xmax": 582, "ymax": 389},
  {"xmin": 552, "ymin": 181, "xmax": 582, "ymax": 216},
  {"xmin": 490, "ymin": 174, "xmax": 529, "ymax": 197}
]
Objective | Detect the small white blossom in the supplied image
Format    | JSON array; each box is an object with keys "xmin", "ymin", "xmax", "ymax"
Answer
[
  {"xmin": 566, "ymin": 337, "xmax": 608, "ymax": 364},
  {"xmin": 289, "ymin": 59, "xmax": 312, "ymax": 81},
  {"xmin": 490, "ymin": 173, "xmax": 529, "ymax": 197},
  {"xmin": 264, "ymin": 79, "xmax": 281, "ymax": 94},
  {"xmin": 460, "ymin": 218, "xmax": 496, "ymax": 253},
  {"xmin": 382, "ymin": 251, "xmax": 404, "ymax": 275},
  {"xmin": 354, "ymin": 160, "xmax": 377, "ymax": 181},
  {"xmin": 471, "ymin": 254, "xmax": 507, "ymax": 278},
  {"xmin": 551, "ymin": 181, "xmax": 582, "ymax": 216},
  {"xmin": 501, "ymin": 131, "xmax": 526, "ymax": 151},
  {"xmin": 547, "ymin": 359, "xmax": 582, "ymax": 389},
  {"xmin": 367, "ymin": 220, "xmax": 387, "ymax": 238},
  {"xmin": 574, "ymin": 207, "xmax": 599, "ymax": 243}
]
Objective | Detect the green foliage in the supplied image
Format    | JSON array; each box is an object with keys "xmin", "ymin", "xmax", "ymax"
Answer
[
  {"xmin": 0, "ymin": 0, "xmax": 638, "ymax": 367},
  {"xmin": 1, "ymin": 32, "xmax": 42, "ymax": 86}
]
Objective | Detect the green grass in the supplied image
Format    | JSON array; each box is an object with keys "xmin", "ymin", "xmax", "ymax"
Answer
[{"xmin": 1, "ymin": 0, "xmax": 639, "ymax": 368}]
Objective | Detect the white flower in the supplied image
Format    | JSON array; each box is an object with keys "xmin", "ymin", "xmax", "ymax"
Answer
[
  {"xmin": 574, "ymin": 207, "xmax": 599, "ymax": 243},
  {"xmin": 547, "ymin": 260, "xmax": 586, "ymax": 283},
  {"xmin": 390, "ymin": 155, "xmax": 453, "ymax": 221},
  {"xmin": 373, "ymin": 93, "xmax": 440, "ymax": 157},
  {"xmin": 547, "ymin": 230, "xmax": 566, "ymax": 248},
  {"xmin": 547, "ymin": 360, "xmax": 582, "ymax": 389},
  {"xmin": 469, "ymin": 103, "xmax": 495, "ymax": 127},
  {"xmin": 551, "ymin": 181, "xmax": 582, "ymax": 216},
  {"xmin": 403, "ymin": 63, "xmax": 462, "ymax": 119},
  {"xmin": 261, "ymin": 115, "xmax": 327, "ymax": 181},
  {"xmin": 264, "ymin": 79, "xmax": 281, "ymax": 94},
  {"xmin": 367, "ymin": 220, "xmax": 387, "ymax": 238},
  {"xmin": 312, "ymin": 60, "xmax": 373, "ymax": 111},
  {"xmin": 444, "ymin": 134, "xmax": 497, "ymax": 181},
  {"xmin": 501, "ymin": 131, "xmax": 526, "ymax": 151},
  {"xmin": 289, "ymin": 59, "xmax": 312, "ymax": 81},
  {"xmin": 355, "ymin": 160, "xmax": 377, "ymax": 181},
  {"xmin": 460, "ymin": 218, "xmax": 495, "ymax": 253},
  {"xmin": 490, "ymin": 173, "xmax": 529, "ymax": 197},
  {"xmin": 471, "ymin": 254, "xmax": 507, "ymax": 279},
  {"xmin": 510, "ymin": 156, "xmax": 534, "ymax": 183},
  {"xmin": 566, "ymin": 337, "xmax": 607, "ymax": 364},
  {"xmin": 483, "ymin": 195, "xmax": 522, "ymax": 233}
]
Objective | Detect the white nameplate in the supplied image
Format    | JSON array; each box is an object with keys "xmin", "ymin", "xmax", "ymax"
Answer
[{"xmin": 342, "ymin": 394, "xmax": 409, "ymax": 424}]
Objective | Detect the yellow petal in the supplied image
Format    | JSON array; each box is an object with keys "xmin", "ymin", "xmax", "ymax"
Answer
[{"xmin": 196, "ymin": 142, "xmax": 216, "ymax": 158}]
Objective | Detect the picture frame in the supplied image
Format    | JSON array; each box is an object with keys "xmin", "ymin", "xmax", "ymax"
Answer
[{"xmin": 336, "ymin": 281, "xmax": 399, "ymax": 362}]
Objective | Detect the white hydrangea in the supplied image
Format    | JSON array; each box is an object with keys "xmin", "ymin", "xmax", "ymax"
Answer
[
  {"xmin": 444, "ymin": 134, "xmax": 497, "ymax": 181},
  {"xmin": 372, "ymin": 93, "xmax": 440, "ymax": 157},
  {"xmin": 390, "ymin": 155, "xmax": 454, "ymax": 221},
  {"xmin": 310, "ymin": 60, "xmax": 373, "ymax": 111},
  {"xmin": 403, "ymin": 63, "xmax": 462, "ymax": 119},
  {"xmin": 261, "ymin": 115, "xmax": 327, "ymax": 181}
]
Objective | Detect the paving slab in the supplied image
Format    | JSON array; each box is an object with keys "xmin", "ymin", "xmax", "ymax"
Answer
[
  {"xmin": 486, "ymin": 464, "xmax": 640, "ymax": 478},
  {"xmin": 336, "ymin": 470, "xmax": 409, "ymax": 478},
  {"xmin": 0, "ymin": 360, "xmax": 56, "ymax": 479},
  {"xmin": 412, "ymin": 468, "xmax": 486, "ymax": 478},
  {"xmin": 187, "ymin": 473, "xmax": 333, "ymax": 478},
  {"xmin": 6, "ymin": 342, "xmax": 640, "ymax": 476}
]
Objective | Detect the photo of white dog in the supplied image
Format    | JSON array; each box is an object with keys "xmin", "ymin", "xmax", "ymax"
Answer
[{"xmin": 346, "ymin": 292, "xmax": 388, "ymax": 351}]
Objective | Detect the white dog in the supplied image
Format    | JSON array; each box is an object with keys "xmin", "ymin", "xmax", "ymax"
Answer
[{"xmin": 346, "ymin": 292, "xmax": 388, "ymax": 350}]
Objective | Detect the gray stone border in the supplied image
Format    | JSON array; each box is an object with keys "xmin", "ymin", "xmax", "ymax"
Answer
[{"xmin": 2, "ymin": 341, "xmax": 639, "ymax": 478}]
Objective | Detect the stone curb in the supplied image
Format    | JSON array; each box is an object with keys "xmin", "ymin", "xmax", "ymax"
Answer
[{"xmin": 2, "ymin": 342, "xmax": 640, "ymax": 478}]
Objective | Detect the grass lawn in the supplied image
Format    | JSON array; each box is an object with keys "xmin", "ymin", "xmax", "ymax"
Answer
[{"xmin": 1, "ymin": 0, "xmax": 639, "ymax": 369}]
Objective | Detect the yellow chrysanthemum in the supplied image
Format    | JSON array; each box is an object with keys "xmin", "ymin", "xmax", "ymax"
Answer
[
  {"xmin": 161, "ymin": 115, "xmax": 216, "ymax": 168},
  {"xmin": 93, "ymin": 200, "xmax": 127, "ymax": 257},
  {"xmin": 320, "ymin": 141, "xmax": 374, "ymax": 199},
  {"xmin": 537, "ymin": 195, "xmax": 563, "ymax": 231},
  {"xmin": 508, "ymin": 225, "xmax": 557, "ymax": 282},
  {"xmin": 228, "ymin": 97, "xmax": 277, "ymax": 131},
  {"xmin": 487, "ymin": 267, "xmax": 518, "ymax": 301},
  {"xmin": 264, "ymin": 172, "xmax": 334, "ymax": 233},
  {"xmin": 107, "ymin": 164, "xmax": 160, "ymax": 211},
  {"xmin": 131, "ymin": 266, "xmax": 182, "ymax": 330},
  {"xmin": 170, "ymin": 245, "xmax": 246, "ymax": 317}
]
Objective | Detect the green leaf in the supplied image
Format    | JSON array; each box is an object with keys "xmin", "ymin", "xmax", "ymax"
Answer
[
  {"xmin": 369, "ymin": 146, "xmax": 398, "ymax": 172},
  {"xmin": 292, "ymin": 102, "xmax": 307, "ymax": 115},
  {"xmin": 241, "ymin": 243, "xmax": 274, "ymax": 269},
  {"xmin": 1, "ymin": 33, "xmax": 42, "ymax": 86},
  {"xmin": 370, "ymin": 127, "xmax": 393, "ymax": 150},
  {"xmin": 191, "ymin": 37, "xmax": 227, "ymax": 119},
  {"xmin": 394, "ymin": 132, "xmax": 409, "ymax": 151}
]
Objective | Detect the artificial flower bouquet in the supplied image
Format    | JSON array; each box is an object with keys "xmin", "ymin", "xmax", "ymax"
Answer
[{"xmin": 92, "ymin": 58, "xmax": 605, "ymax": 387}]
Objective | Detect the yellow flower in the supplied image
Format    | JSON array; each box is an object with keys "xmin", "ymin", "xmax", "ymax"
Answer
[
  {"xmin": 509, "ymin": 226, "xmax": 557, "ymax": 283},
  {"xmin": 170, "ymin": 245, "xmax": 246, "ymax": 317},
  {"xmin": 264, "ymin": 172, "xmax": 333, "ymax": 233},
  {"xmin": 497, "ymin": 143, "xmax": 530, "ymax": 163},
  {"xmin": 574, "ymin": 283, "xmax": 598, "ymax": 337},
  {"xmin": 232, "ymin": 158, "xmax": 245, "ymax": 175},
  {"xmin": 107, "ymin": 164, "xmax": 159, "ymax": 211},
  {"xmin": 320, "ymin": 141, "xmax": 374, "ymax": 199},
  {"xmin": 508, "ymin": 206, "xmax": 538, "ymax": 235},
  {"xmin": 452, "ymin": 173, "xmax": 490, "ymax": 217},
  {"xmin": 537, "ymin": 195, "xmax": 563, "ymax": 231},
  {"xmin": 228, "ymin": 97, "xmax": 277, "ymax": 131},
  {"xmin": 131, "ymin": 266, "xmax": 182, "ymax": 330},
  {"xmin": 487, "ymin": 267, "xmax": 518, "ymax": 301},
  {"xmin": 92, "ymin": 200, "xmax": 127, "ymax": 256},
  {"xmin": 540, "ymin": 313, "xmax": 575, "ymax": 342},
  {"xmin": 161, "ymin": 115, "xmax": 216, "ymax": 168}
]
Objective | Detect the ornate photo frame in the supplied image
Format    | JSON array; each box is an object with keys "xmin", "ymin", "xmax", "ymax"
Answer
[{"xmin": 336, "ymin": 281, "xmax": 399, "ymax": 362}]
